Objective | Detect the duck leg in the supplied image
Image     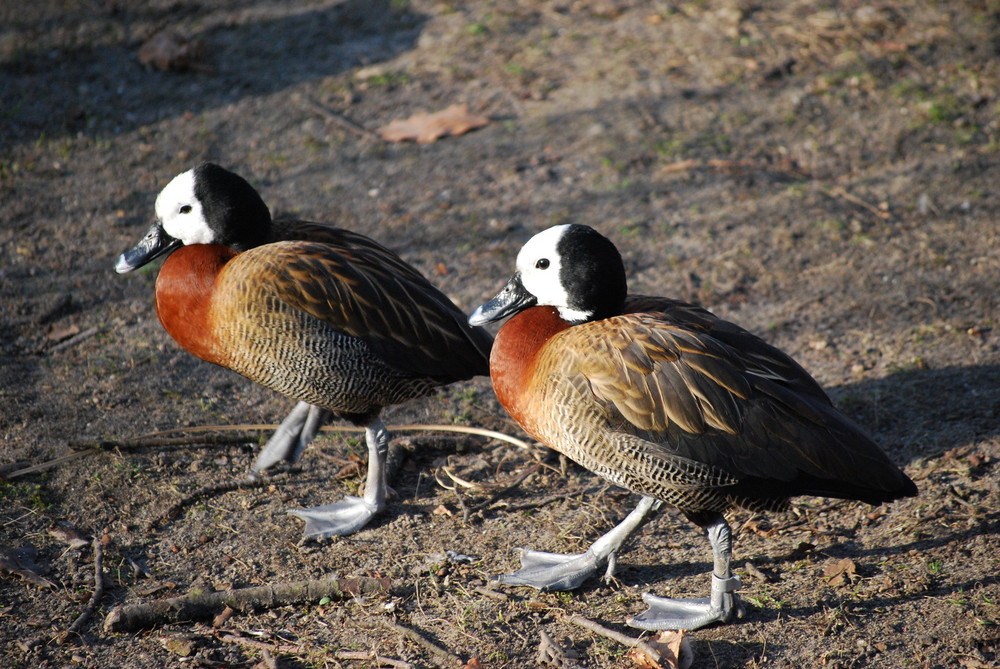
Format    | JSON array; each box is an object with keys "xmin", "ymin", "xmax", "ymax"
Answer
[
  {"xmin": 628, "ymin": 513, "xmax": 743, "ymax": 631},
  {"xmin": 494, "ymin": 496, "xmax": 663, "ymax": 591},
  {"xmin": 250, "ymin": 401, "xmax": 331, "ymax": 475},
  {"xmin": 287, "ymin": 419, "xmax": 389, "ymax": 538}
]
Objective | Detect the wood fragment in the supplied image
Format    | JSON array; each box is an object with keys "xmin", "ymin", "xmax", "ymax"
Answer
[
  {"xmin": 69, "ymin": 433, "xmax": 258, "ymax": 452},
  {"xmin": 258, "ymin": 647, "xmax": 279, "ymax": 669},
  {"xmin": 823, "ymin": 186, "xmax": 892, "ymax": 220},
  {"xmin": 104, "ymin": 576, "xmax": 390, "ymax": 633},
  {"xmin": 335, "ymin": 650, "xmax": 415, "ymax": 669},
  {"xmin": 218, "ymin": 632, "xmax": 300, "ymax": 654},
  {"xmin": 48, "ymin": 326, "xmax": 100, "ymax": 353},
  {"xmin": 564, "ymin": 614, "xmax": 663, "ymax": 667},
  {"xmin": 380, "ymin": 619, "xmax": 462, "ymax": 668},
  {"xmin": 472, "ymin": 586, "xmax": 510, "ymax": 602},
  {"xmin": 537, "ymin": 629, "xmax": 582, "ymax": 668},
  {"xmin": 59, "ymin": 536, "xmax": 106, "ymax": 641},
  {"xmin": 303, "ymin": 97, "xmax": 382, "ymax": 142},
  {"xmin": 6, "ymin": 423, "xmax": 528, "ymax": 480}
]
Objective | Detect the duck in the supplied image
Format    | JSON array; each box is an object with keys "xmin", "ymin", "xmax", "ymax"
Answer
[
  {"xmin": 468, "ymin": 223, "xmax": 917, "ymax": 630},
  {"xmin": 115, "ymin": 162, "xmax": 493, "ymax": 538}
]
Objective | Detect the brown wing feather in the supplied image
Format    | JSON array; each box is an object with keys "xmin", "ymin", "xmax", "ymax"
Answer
[
  {"xmin": 624, "ymin": 294, "xmax": 830, "ymax": 402},
  {"xmin": 559, "ymin": 312, "xmax": 913, "ymax": 505},
  {"xmin": 231, "ymin": 236, "xmax": 491, "ymax": 383}
]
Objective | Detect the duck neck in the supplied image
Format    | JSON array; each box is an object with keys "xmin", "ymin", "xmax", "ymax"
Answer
[
  {"xmin": 154, "ymin": 245, "xmax": 236, "ymax": 364},
  {"xmin": 491, "ymin": 306, "xmax": 573, "ymax": 431}
]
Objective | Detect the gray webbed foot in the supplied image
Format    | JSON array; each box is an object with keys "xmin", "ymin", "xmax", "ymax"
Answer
[
  {"xmin": 492, "ymin": 496, "xmax": 661, "ymax": 591},
  {"xmin": 627, "ymin": 574, "xmax": 743, "ymax": 631},
  {"xmin": 493, "ymin": 547, "xmax": 614, "ymax": 591},
  {"xmin": 287, "ymin": 496, "xmax": 382, "ymax": 538},
  {"xmin": 287, "ymin": 420, "xmax": 389, "ymax": 539}
]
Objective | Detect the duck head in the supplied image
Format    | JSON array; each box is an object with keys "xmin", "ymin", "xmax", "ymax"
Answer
[
  {"xmin": 469, "ymin": 223, "xmax": 628, "ymax": 326},
  {"xmin": 115, "ymin": 162, "xmax": 272, "ymax": 273}
]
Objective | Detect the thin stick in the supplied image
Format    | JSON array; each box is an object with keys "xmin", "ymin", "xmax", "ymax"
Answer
[
  {"xmin": 132, "ymin": 423, "xmax": 533, "ymax": 451},
  {"xmin": 60, "ymin": 536, "xmax": 106, "ymax": 641},
  {"xmin": 334, "ymin": 650, "xmax": 415, "ymax": 669},
  {"xmin": 217, "ymin": 632, "xmax": 300, "ymax": 654},
  {"xmin": 302, "ymin": 97, "xmax": 383, "ymax": 142},
  {"xmin": 564, "ymin": 614, "xmax": 662, "ymax": 666},
  {"xmin": 5, "ymin": 423, "xmax": 530, "ymax": 481},
  {"xmin": 104, "ymin": 576, "xmax": 390, "ymax": 633},
  {"xmin": 49, "ymin": 326, "xmax": 100, "ymax": 353},
  {"xmin": 380, "ymin": 619, "xmax": 462, "ymax": 668},
  {"xmin": 68, "ymin": 434, "xmax": 258, "ymax": 452},
  {"xmin": 823, "ymin": 186, "xmax": 892, "ymax": 220}
]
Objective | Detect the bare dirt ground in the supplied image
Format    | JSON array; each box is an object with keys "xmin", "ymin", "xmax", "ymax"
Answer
[{"xmin": 2, "ymin": 1, "xmax": 999, "ymax": 667}]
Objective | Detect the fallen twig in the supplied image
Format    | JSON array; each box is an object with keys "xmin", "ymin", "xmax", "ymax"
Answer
[
  {"xmin": 48, "ymin": 326, "xmax": 100, "ymax": 353},
  {"xmin": 660, "ymin": 158, "xmax": 806, "ymax": 180},
  {"xmin": 537, "ymin": 629, "xmax": 582, "ymax": 668},
  {"xmin": 69, "ymin": 434, "xmax": 258, "ymax": 452},
  {"xmin": 380, "ymin": 619, "xmax": 461, "ymax": 668},
  {"xmin": 148, "ymin": 468, "xmax": 300, "ymax": 531},
  {"xmin": 130, "ymin": 423, "xmax": 532, "ymax": 451},
  {"xmin": 824, "ymin": 185, "xmax": 892, "ymax": 220},
  {"xmin": 217, "ymin": 631, "xmax": 300, "ymax": 653},
  {"xmin": 302, "ymin": 96, "xmax": 383, "ymax": 142},
  {"xmin": 564, "ymin": 614, "xmax": 663, "ymax": 667},
  {"xmin": 5, "ymin": 423, "xmax": 530, "ymax": 480},
  {"xmin": 104, "ymin": 576, "xmax": 390, "ymax": 633},
  {"xmin": 58, "ymin": 536, "xmax": 106, "ymax": 641},
  {"xmin": 335, "ymin": 650, "xmax": 415, "ymax": 669}
]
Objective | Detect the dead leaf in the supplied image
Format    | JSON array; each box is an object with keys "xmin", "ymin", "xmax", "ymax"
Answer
[
  {"xmin": 432, "ymin": 504, "xmax": 453, "ymax": 517},
  {"xmin": 461, "ymin": 658, "xmax": 482, "ymax": 669},
  {"xmin": 160, "ymin": 635, "xmax": 196, "ymax": 657},
  {"xmin": 0, "ymin": 547, "xmax": 56, "ymax": 589},
  {"xmin": 211, "ymin": 605, "xmax": 234, "ymax": 628},
  {"xmin": 46, "ymin": 323, "xmax": 80, "ymax": 342},
  {"xmin": 823, "ymin": 557, "xmax": 857, "ymax": 587},
  {"xmin": 378, "ymin": 104, "xmax": 489, "ymax": 144},
  {"xmin": 138, "ymin": 30, "xmax": 207, "ymax": 72},
  {"xmin": 626, "ymin": 630, "xmax": 692, "ymax": 669},
  {"xmin": 48, "ymin": 525, "xmax": 89, "ymax": 549}
]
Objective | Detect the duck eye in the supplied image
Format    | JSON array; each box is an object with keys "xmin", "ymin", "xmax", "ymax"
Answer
[
  {"xmin": 535, "ymin": 258, "xmax": 550, "ymax": 270},
  {"xmin": 179, "ymin": 205, "xmax": 192, "ymax": 214}
]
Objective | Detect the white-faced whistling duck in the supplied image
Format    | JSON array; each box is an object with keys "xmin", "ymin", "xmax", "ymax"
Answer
[
  {"xmin": 469, "ymin": 223, "xmax": 916, "ymax": 630},
  {"xmin": 116, "ymin": 163, "xmax": 493, "ymax": 538}
]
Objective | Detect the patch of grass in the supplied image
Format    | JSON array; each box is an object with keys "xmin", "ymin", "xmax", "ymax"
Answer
[
  {"xmin": 363, "ymin": 71, "xmax": 410, "ymax": 88},
  {"xmin": 2, "ymin": 481, "xmax": 52, "ymax": 511},
  {"xmin": 653, "ymin": 137, "xmax": 685, "ymax": 159}
]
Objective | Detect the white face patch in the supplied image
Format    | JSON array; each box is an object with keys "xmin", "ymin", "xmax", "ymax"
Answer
[
  {"xmin": 516, "ymin": 224, "xmax": 592, "ymax": 322},
  {"xmin": 154, "ymin": 168, "xmax": 214, "ymax": 245}
]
